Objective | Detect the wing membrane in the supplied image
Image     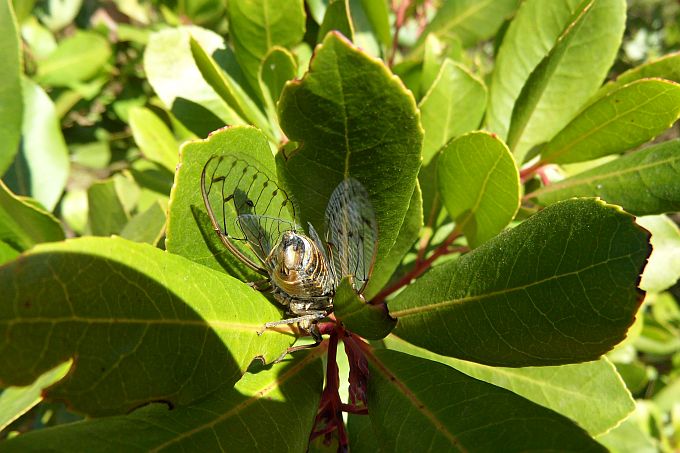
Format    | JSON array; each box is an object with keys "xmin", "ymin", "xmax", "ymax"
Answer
[
  {"xmin": 325, "ymin": 178, "xmax": 378, "ymax": 294},
  {"xmin": 201, "ymin": 155, "xmax": 298, "ymax": 270}
]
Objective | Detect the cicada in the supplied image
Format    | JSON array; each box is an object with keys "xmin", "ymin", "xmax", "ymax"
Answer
[{"xmin": 201, "ymin": 155, "xmax": 377, "ymax": 358}]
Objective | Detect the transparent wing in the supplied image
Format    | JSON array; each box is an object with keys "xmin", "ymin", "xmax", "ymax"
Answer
[
  {"xmin": 325, "ymin": 178, "xmax": 378, "ymax": 294},
  {"xmin": 201, "ymin": 155, "xmax": 298, "ymax": 271}
]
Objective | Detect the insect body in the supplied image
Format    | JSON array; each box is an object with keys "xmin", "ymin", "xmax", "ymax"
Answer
[{"xmin": 201, "ymin": 155, "xmax": 377, "ymax": 357}]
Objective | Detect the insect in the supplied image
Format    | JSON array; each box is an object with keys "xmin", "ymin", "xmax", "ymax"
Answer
[{"xmin": 201, "ymin": 155, "xmax": 377, "ymax": 359}]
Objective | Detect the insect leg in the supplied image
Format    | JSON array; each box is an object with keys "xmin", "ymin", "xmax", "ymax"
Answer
[
  {"xmin": 270, "ymin": 322, "xmax": 324, "ymax": 363},
  {"xmin": 248, "ymin": 279, "xmax": 272, "ymax": 292}
]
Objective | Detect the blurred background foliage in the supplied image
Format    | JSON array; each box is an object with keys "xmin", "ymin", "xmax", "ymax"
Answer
[{"xmin": 1, "ymin": 0, "xmax": 679, "ymax": 450}]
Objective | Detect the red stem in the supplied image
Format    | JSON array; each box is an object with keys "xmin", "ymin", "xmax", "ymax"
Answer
[
  {"xmin": 387, "ymin": 0, "xmax": 412, "ymax": 67},
  {"xmin": 519, "ymin": 160, "xmax": 544, "ymax": 183}
]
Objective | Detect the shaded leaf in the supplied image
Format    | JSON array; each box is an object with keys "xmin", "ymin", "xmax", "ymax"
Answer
[
  {"xmin": 0, "ymin": 0, "xmax": 22, "ymax": 176},
  {"xmin": 87, "ymin": 179, "xmax": 129, "ymax": 236},
  {"xmin": 539, "ymin": 79, "xmax": 680, "ymax": 165},
  {"xmin": 529, "ymin": 139, "xmax": 680, "ymax": 215},
  {"xmin": 419, "ymin": 59, "xmax": 487, "ymax": 164},
  {"xmin": 227, "ymin": 0, "xmax": 306, "ymax": 94},
  {"xmin": 367, "ymin": 349, "xmax": 606, "ymax": 452},
  {"xmin": 277, "ymin": 33, "xmax": 422, "ymax": 276},
  {"xmin": 416, "ymin": 0, "xmax": 520, "ymax": 48},
  {"xmin": 318, "ymin": 0, "xmax": 354, "ymax": 42},
  {"xmin": 0, "ymin": 361, "xmax": 71, "ymax": 432},
  {"xmin": 0, "ymin": 180, "xmax": 64, "ymax": 260},
  {"xmin": 506, "ymin": 0, "xmax": 626, "ymax": 162},
  {"xmin": 5, "ymin": 78, "xmax": 69, "ymax": 212},
  {"xmin": 120, "ymin": 199, "xmax": 168, "ymax": 246},
  {"xmin": 437, "ymin": 132, "xmax": 520, "ymax": 248},
  {"xmin": 128, "ymin": 106, "xmax": 179, "ymax": 172},
  {"xmin": 35, "ymin": 31, "xmax": 111, "ymax": 87},
  {"xmin": 637, "ymin": 215, "xmax": 680, "ymax": 293},
  {"xmin": 259, "ymin": 46, "xmax": 297, "ymax": 135},
  {"xmin": 333, "ymin": 278, "xmax": 395, "ymax": 340},
  {"xmin": 0, "ymin": 352, "xmax": 323, "ymax": 452},
  {"xmin": 384, "ymin": 334, "xmax": 634, "ymax": 436},
  {"xmin": 390, "ymin": 198, "xmax": 650, "ymax": 367},
  {"xmin": 0, "ymin": 236, "xmax": 291, "ymax": 416}
]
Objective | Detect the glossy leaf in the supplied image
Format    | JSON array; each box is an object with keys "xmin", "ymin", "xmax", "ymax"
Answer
[
  {"xmin": 539, "ymin": 79, "xmax": 680, "ymax": 165},
  {"xmin": 0, "ymin": 180, "xmax": 64, "ymax": 261},
  {"xmin": 190, "ymin": 37, "xmax": 274, "ymax": 141},
  {"xmin": 384, "ymin": 334, "xmax": 634, "ymax": 436},
  {"xmin": 166, "ymin": 126, "xmax": 274, "ymax": 282},
  {"xmin": 529, "ymin": 139, "xmax": 680, "ymax": 215},
  {"xmin": 0, "ymin": 236, "xmax": 291, "ymax": 416},
  {"xmin": 390, "ymin": 198, "xmax": 650, "ymax": 367},
  {"xmin": 487, "ymin": 0, "xmax": 624, "ymax": 144},
  {"xmin": 506, "ymin": 0, "xmax": 626, "ymax": 162},
  {"xmin": 35, "ymin": 31, "xmax": 111, "ymax": 87},
  {"xmin": 594, "ymin": 51, "xmax": 680, "ymax": 100},
  {"xmin": 278, "ymin": 33, "xmax": 422, "ymax": 275},
  {"xmin": 333, "ymin": 278, "xmax": 396, "ymax": 340},
  {"xmin": 416, "ymin": 0, "xmax": 520, "ymax": 48},
  {"xmin": 437, "ymin": 132, "xmax": 520, "ymax": 248},
  {"xmin": 318, "ymin": 0, "xmax": 354, "ymax": 42},
  {"xmin": 419, "ymin": 59, "xmax": 487, "ymax": 164},
  {"xmin": 0, "ymin": 352, "xmax": 323, "ymax": 452},
  {"xmin": 227, "ymin": 0, "xmax": 306, "ymax": 93},
  {"xmin": 0, "ymin": 361, "xmax": 71, "ymax": 431},
  {"xmin": 144, "ymin": 27, "xmax": 239, "ymax": 137},
  {"xmin": 120, "ymin": 199, "xmax": 168, "ymax": 246},
  {"xmin": 367, "ymin": 349, "xmax": 606, "ymax": 452},
  {"xmin": 87, "ymin": 179, "xmax": 129, "ymax": 236},
  {"xmin": 128, "ymin": 106, "xmax": 178, "ymax": 172},
  {"xmin": 364, "ymin": 183, "xmax": 422, "ymax": 300},
  {"xmin": 0, "ymin": 0, "xmax": 22, "ymax": 176},
  {"xmin": 637, "ymin": 215, "xmax": 680, "ymax": 293},
  {"xmin": 5, "ymin": 78, "xmax": 69, "ymax": 212}
]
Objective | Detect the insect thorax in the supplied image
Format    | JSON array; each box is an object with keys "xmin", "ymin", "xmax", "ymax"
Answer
[{"xmin": 265, "ymin": 231, "xmax": 335, "ymax": 314}]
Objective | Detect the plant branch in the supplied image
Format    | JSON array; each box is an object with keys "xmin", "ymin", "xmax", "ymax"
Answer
[
  {"xmin": 519, "ymin": 160, "xmax": 545, "ymax": 183},
  {"xmin": 387, "ymin": 0, "xmax": 412, "ymax": 67}
]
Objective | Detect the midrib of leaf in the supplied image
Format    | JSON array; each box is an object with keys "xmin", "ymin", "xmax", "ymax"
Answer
[
  {"xmin": 390, "ymin": 253, "xmax": 636, "ymax": 318},
  {"xmin": 366, "ymin": 348, "xmax": 466, "ymax": 451},
  {"xmin": 526, "ymin": 154, "xmax": 680, "ymax": 198},
  {"xmin": 542, "ymin": 81, "xmax": 679, "ymax": 163},
  {"xmin": 507, "ymin": 1, "xmax": 593, "ymax": 151},
  {"xmin": 148, "ymin": 344, "xmax": 326, "ymax": 452}
]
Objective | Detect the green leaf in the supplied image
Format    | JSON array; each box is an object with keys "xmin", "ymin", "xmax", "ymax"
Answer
[
  {"xmin": 128, "ymin": 106, "xmax": 179, "ymax": 172},
  {"xmin": 144, "ymin": 27, "xmax": 239, "ymax": 137},
  {"xmin": 596, "ymin": 412, "xmax": 659, "ymax": 453},
  {"xmin": 227, "ymin": 0, "xmax": 306, "ymax": 94},
  {"xmin": 166, "ymin": 126, "xmax": 274, "ymax": 281},
  {"xmin": 384, "ymin": 334, "xmax": 634, "ymax": 436},
  {"xmin": 0, "ymin": 361, "xmax": 71, "ymax": 432},
  {"xmin": 593, "ymin": 50, "xmax": 680, "ymax": 100},
  {"xmin": 637, "ymin": 215, "xmax": 680, "ymax": 293},
  {"xmin": 0, "ymin": 236, "xmax": 291, "ymax": 416},
  {"xmin": 390, "ymin": 198, "xmax": 650, "ymax": 367},
  {"xmin": 415, "ymin": 0, "xmax": 520, "ymax": 49},
  {"xmin": 333, "ymin": 278, "xmax": 396, "ymax": 340},
  {"xmin": 364, "ymin": 183, "xmax": 422, "ymax": 300},
  {"xmin": 419, "ymin": 60, "xmax": 487, "ymax": 164},
  {"xmin": 35, "ymin": 0, "xmax": 81, "ymax": 31},
  {"xmin": 487, "ymin": 0, "xmax": 624, "ymax": 144},
  {"xmin": 318, "ymin": 0, "xmax": 354, "ymax": 42},
  {"xmin": 0, "ymin": 0, "xmax": 22, "ymax": 176},
  {"xmin": 528, "ymin": 139, "xmax": 680, "ymax": 216},
  {"xmin": 278, "ymin": 33, "xmax": 422, "ymax": 274},
  {"xmin": 0, "ymin": 352, "xmax": 323, "ymax": 451},
  {"xmin": 4, "ymin": 78, "xmax": 69, "ymax": 212},
  {"xmin": 506, "ymin": 0, "xmax": 626, "ymax": 162},
  {"xmin": 357, "ymin": 0, "xmax": 390, "ymax": 48},
  {"xmin": 437, "ymin": 132, "xmax": 520, "ymax": 248},
  {"xmin": 258, "ymin": 46, "xmax": 297, "ymax": 136},
  {"xmin": 189, "ymin": 37, "xmax": 274, "ymax": 141},
  {"xmin": 0, "ymin": 180, "xmax": 64, "ymax": 261},
  {"xmin": 35, "ymin": 31, "xmax": 111, "ymax": 87},
  {"xmin": 87, "ymin": 179, "xmax": 130, "ymax": 236},
  {"xmin": 367, "ymin": 349, "xmax": 606, "ymax": 452},
  {"xmin": 539, "ymin": 79, "xmax": 680, "ymax": 165},
  {"xmin": 120, "ymin": 199, "xmax": 168, "ymax": 246}
]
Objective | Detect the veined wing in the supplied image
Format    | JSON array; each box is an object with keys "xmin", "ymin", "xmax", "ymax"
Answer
[
  {"xmin": 325, "ymin": 178, "xmax": 378, "ymax": 294},
  {"xmin": 201, "ymin": 155, "xmax": 298, "ymax": 273}
]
